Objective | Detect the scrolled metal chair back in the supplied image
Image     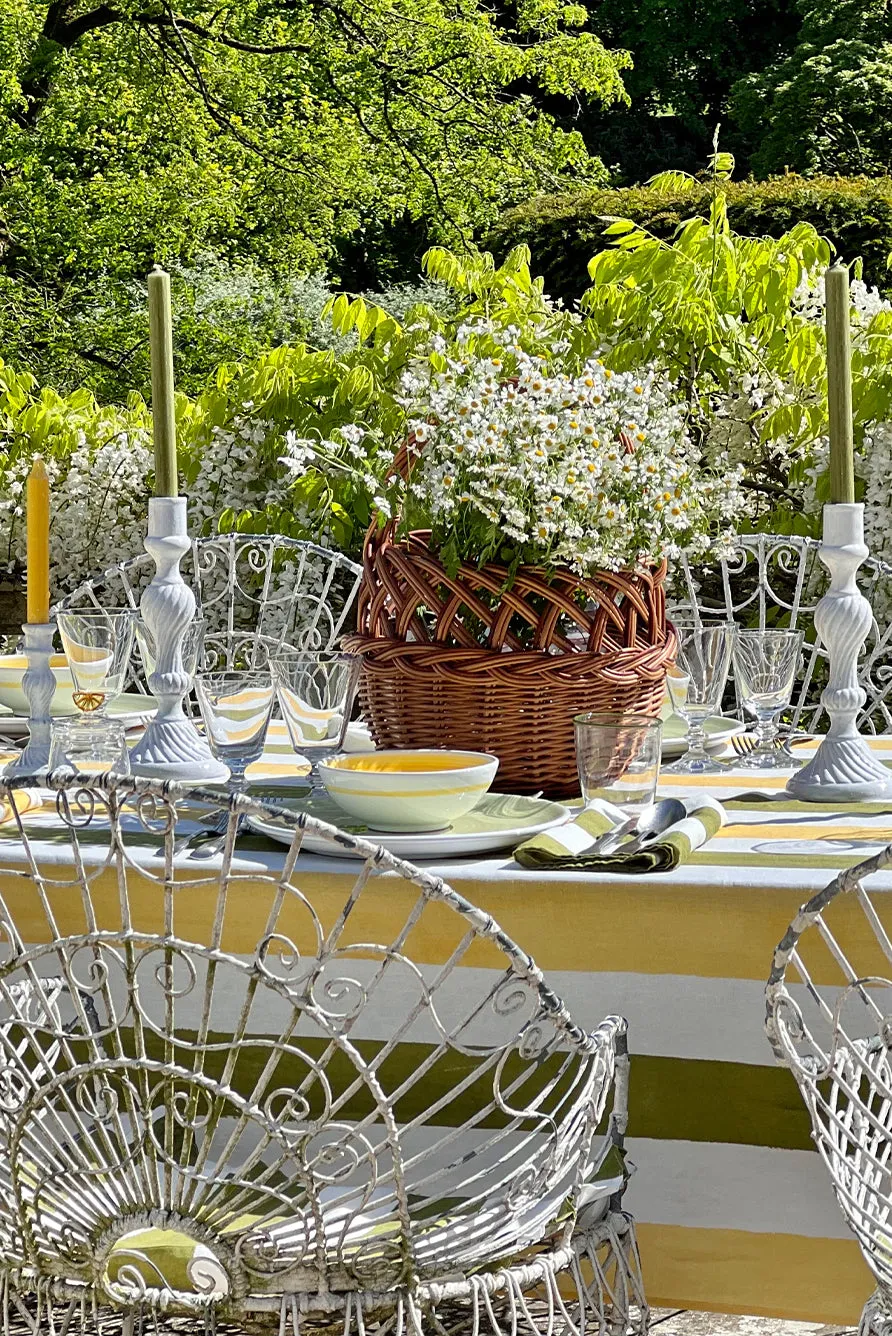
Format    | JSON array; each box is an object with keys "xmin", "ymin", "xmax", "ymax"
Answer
[
  {"xmin": 54, "ymin": 533, "xmax": 364, "ymax": 680},
  {"xmin": 0, "ymin": 772, "xmax": 618, "ymax": 1322},
  {"xmin": 674, "ymin": 533, "xmax": 892, "ymax": 733},
  {"xmin": 766, "ymin": 846, "xmax": 892, "ymax": 1301}
]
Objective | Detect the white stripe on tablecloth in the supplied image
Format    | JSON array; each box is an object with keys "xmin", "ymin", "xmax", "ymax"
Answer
[
  {"xmin": 15, "ymin": 951, "xmax": 775, "ymax": 1067},
  {"xmin": 625, "ymin": 1138, "xmax": 850, "ymax": 1239}
]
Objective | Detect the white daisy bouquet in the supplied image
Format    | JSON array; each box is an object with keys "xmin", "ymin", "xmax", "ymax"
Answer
[{"xmin": 396, "ymin": 323, "xmax": 742, "ymax": 577}]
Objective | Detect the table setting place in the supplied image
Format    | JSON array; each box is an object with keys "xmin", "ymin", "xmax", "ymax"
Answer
[{"xmin": 5, "ymin": 489, "xmax": 892, "ymax": 880}]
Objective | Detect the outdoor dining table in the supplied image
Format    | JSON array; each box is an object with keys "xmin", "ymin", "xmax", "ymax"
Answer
[{"xmin": 2, "ymin": 723, "xmax": 890, "ymax": 1327}]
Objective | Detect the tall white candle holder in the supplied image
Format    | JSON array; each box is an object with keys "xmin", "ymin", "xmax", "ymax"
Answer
[
  {"xmin": 3, "ymin": 622, "xmax": 57, "ymax": 777},
  {"xmin": 787, "ymin": 503, "xmax": 892, "ymax": 802},
  {"xmin": 128, "ymin": 497, "xmax": 229, "ymax": 783}
]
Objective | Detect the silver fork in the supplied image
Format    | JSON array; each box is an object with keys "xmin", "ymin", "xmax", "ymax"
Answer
[
  {"xmin": 165, "ymin": 810, "xmax": 230, "ymax": 858},
  {"xmin": 731, "ymin": 732, "xmax": 813, "ymax": 757}
]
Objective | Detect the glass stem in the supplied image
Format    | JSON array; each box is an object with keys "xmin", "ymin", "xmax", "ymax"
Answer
[
  {"xmin": 226, "ymin": 766, "xmax": 248, "ymax": 834},
  {"xmin": 686, "ymin": 716, "xmax": 710, "ymax": 759},
  {"xmin": 754, "ymin": 710, "xmax": 779, "ymax": 754}
]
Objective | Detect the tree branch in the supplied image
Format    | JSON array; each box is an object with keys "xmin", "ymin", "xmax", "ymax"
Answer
[
  {"xmin": 14, "ymin": 4, "xmax": 122, "ymax": 124},
  {"xmin": 133, "ymin": 11, "xmax": 311, "ymax": 56},
  {"xmin": 14, "ymin": 0, "xmax": 311, "ymax": 126}
]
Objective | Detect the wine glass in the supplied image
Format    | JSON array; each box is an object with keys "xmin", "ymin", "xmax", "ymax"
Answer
[
  {"xmin": 56, "ymin": 610, "xmax": 136, "ymax": 727},
  {"xmin": 665, "ymin": 621, "xmax": 736, "ymax": 773},
  {"xmin": 732, "ymin": 629, "xmax": 804, "ymax": 768},
  {"xmin": 271, "ymin": 652, "xmax": 361, "ymax": 792},
  {"xmin": 193, "ymin": 671, "xmax": 276, "ymax": 794}
]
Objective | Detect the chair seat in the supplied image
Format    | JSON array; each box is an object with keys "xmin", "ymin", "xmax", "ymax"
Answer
[{"xmin": 100, "ymin": 1170, "xmax": 620, "ymax": 1300}]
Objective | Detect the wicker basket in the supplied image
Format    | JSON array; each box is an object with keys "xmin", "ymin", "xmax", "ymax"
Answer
[{"xmin": 344, "ymin": 523, "xmax": 676, "ymax": 799}]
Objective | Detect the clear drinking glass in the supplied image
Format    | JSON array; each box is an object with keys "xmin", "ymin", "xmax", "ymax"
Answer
[
  {"xmin": 732, "ymin": 629, "xmax": 804, "ymax": 769},
  {"xmin": 574, "ymin": 713, "xmax": 662, "ymax": 818},
  {"xmin": 49, "ymin": 717, "xmax": 130, "ymax": 775},
  {"xmin": 135, "ymin": 616, "xmax": 206, "ymax": 683},
  {"xmin": 56, "ymin": 610, "xmax": 137, "ymax": 745},
  {"xmin": 665, "ymin": 621, "xmax": 736, "ymax": 773},
  {"xmin": 193, "ymin": 671, "xmax": 276, "ymax": 794},
  {"xmin": 272, "ymin": 652, "xmax": 361, "ymax": 791}
]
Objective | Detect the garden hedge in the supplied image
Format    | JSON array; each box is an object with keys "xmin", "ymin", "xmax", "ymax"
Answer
[{"xmin": 487, "ymin": 175, "xmax": 892, "ymax": 303}]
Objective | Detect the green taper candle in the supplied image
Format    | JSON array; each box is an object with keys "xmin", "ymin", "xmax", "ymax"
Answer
[
  {"xmin": 825, "ymin": 262, "xmax": 856, "ymax": 505},
  {"xmin": 147, "ymin": 265, "xmax": 179, "ymax": 498}
]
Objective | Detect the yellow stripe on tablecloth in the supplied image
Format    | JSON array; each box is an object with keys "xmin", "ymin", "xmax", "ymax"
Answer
[
  {"xmin": 661, "ymin": 771, "xmax": 790, "ymax": 790},
  {"xmin": 248, "ymin": 760, "xmax": 308, "ymax": 777},
  {"xmin": 636, "ymin": 1224, "xmax": 871, "ymax": 1324},
  {"xmin": 721, "ymin": 820, "xmax": 892, "ymax": 841},
  {"xmin": 4, "ymin": 865, "xmax": 892, "ymax": 983}
]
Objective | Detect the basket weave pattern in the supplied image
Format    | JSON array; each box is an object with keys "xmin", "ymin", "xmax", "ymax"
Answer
[{"xmin": 345, "ymin": 524, "xmax": 676, "ymax": 798}]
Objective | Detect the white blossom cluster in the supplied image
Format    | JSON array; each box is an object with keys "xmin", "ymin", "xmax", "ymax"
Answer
[
  {"xmin": 704, "ymin": 360, "xmax": 805, "ymax": 499},
  {"xmin": 189, "ymin": 411, "xmax": 284, "ymax": 535},
  {"xmin": 395, "ymin": 330, "xmax": 742, "ymax": 573},
  {"xmin": 0, "ymin": 404, "xmax": 324, "ymax": 600},
  {"xmin": 792, "ymin": 271, "xmax": 892, "ymax": 325},
  {"xmin": 705, "ymin": 271, "xmax": 892, "ymax": 535},
  {"xmin": 0, "ymin": 429, "xmax": 153, "ymax": 594}
]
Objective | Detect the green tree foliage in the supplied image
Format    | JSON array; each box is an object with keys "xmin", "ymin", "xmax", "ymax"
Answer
[
  {"xmin": 534, "ymin": 0, "xmax": 800, "ymax": 181},
  {"xmin": 0, "ymin": 0, "xmax": 629, "ymax": 393},
  {"xmin": 489, "ymin": 173, "xmax": 892, "ymax": 302},
  {"xmin": 731, "ymin": 0, "xmax": 892, "ymax": 176}
]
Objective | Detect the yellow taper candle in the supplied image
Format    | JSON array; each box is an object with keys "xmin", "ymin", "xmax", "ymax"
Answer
[
  {"xmin": 147, "ymin": 264, "xmax": 179, "ymax": 497},
  {"xmin": 26, "ymin": 456, "xmax": 50, "ymax": 625},
  {"xmin": 825, "ymin": 262, "xmax": 856, "ymax": 505}
]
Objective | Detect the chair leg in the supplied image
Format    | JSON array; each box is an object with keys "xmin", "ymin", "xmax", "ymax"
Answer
[
  {"xmin": 861, "ymin": 1291, "xmax": 892, "ymax": 1336},
  {"xmin": 572, "ymin": 1213, "xmax": 649, "ymax": 1335}
]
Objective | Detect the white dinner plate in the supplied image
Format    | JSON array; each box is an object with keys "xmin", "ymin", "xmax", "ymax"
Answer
[
  {"xmin": 661, "ymin": 714, "xmax": 746, "ymax": 759},
  {"xmin": 0, "ymin": 694, "xmax": 158, "ymax": 738},
  {"xmin": 249, "ymin": 791, "xmax": 571, "ymax": 860}
]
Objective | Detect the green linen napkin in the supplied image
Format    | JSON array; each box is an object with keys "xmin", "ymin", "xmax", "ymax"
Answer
[{"xmin": 514, "ymin": 795, "xmax": 726, "ymax": 873}]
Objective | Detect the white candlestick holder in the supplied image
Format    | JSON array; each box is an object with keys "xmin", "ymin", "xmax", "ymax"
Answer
[
  {"xmin": 787, "ymin": 503, "xmax": 892, "ymax": 802},
  {"xmin": 128, "ymin": 497, "xmax": 229, "ymax": 783},
  {"xmin": 4, "ymin": 622, "xmax": 57, "ymax": 777}
]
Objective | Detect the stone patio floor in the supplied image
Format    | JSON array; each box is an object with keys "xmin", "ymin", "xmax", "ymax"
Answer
[{"xmin": 650, "ymin": 1312, "xmax": 855, "ymax": 1335}]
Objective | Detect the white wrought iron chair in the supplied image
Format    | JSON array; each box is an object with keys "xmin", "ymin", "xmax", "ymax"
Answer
[
  {"xmin": 53, "ymin": 534, "xmax": 363, "ymax": 678},
  {"xmin": 766, "ymin": 846, "xmax": 892, "ymax": 1336},
  {"xmin": 673, "ymin": 533, "xmax": 892, "ymax": 733},
  {"xmin": 0, "ymin": 771, "xmax": 647, "ymax": 1335}
]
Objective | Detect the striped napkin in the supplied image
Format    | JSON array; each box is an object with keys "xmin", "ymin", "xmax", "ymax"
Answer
[{"xmin": 514, "ymin": 795, "xmax": 726, "ymax": 873}]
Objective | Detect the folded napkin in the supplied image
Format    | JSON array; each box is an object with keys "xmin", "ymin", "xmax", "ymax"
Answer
[
  {"xmin": 0, "ymin": 790, "xmax": 40, "ymax": 827},
  {"xmin": 514, "ymin": 795, "xmax": 726, "ymax": 873}
]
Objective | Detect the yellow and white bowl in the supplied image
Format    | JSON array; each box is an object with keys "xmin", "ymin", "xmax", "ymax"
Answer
[
  {"xmin": 0, "ymin": 654, "xmax": 79, "ymax": 716},
  {"xmin": 318, "ymin": 749, "xmax": 499, "ymax": 832}
]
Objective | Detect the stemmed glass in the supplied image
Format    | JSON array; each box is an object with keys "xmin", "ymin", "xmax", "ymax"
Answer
[
  {"xmin": 194, "ymin": 672, "xmax": 276, "ymax": 795},
  {"xmin": 732, "ymin": 629, "xmax": 804, "ymax": 769},
  {"xmin": 192, "ymin": 671, "xmax": 277, "ymax": 845},
  {"xmin": 271, "ymin": 652, "xmax": 361, "ymax": 792},
  {"xmin": 665, "ymin": 620, "xmax": 736, "ymax": 773},
  {"xmin": 56, "ymin": 610, "xmax": 137, "ymax": 723}
]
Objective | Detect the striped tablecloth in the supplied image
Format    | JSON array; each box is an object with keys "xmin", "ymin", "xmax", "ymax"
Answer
[{"xmin": 2, "ymin": 724, "xmax": 892, "ymax": 1324}]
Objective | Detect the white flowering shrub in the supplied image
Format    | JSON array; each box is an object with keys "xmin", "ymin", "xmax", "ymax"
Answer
[{"xmin": 0, "ymin": 365, "xmax": 155, "ymax": 597}]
